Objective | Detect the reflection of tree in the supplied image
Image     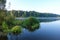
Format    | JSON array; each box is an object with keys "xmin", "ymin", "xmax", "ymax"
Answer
[
  {"xmin": 39, "ymin": 19, "xmax": 59, "ymax": 23},
  {"xmin": 27, "ymin": 24, "xmax": 40, "ymax": 32},
  {"xmin": 0, "ymin": 32, "xmax": 8, "ymax": 40}
]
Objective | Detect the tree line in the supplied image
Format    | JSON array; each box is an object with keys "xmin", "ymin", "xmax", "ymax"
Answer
[{"xmin": 7, "ymin": 10, "xmax": 60, "ymax": 17}]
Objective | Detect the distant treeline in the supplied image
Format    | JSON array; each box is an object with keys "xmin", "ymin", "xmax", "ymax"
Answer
[{"xmin": 7, "ymin": 10, "xmax": 60, "ymax": 17}]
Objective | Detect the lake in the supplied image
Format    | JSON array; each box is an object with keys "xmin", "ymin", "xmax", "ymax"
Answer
[{"xmin": 6, "ymin": 19, "xmax": 60, "ymax": 40}]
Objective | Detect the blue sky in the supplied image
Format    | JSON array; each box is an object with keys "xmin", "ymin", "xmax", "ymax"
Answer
[{"xmin": 6, "ymin": 0, "xmax": 60, "ymax": 14}]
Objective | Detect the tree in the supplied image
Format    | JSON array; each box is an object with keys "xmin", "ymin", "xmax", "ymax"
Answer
[
  {"xmin": 0, "ymin": 10, "xmax": 6, "ymax": 25},
  {"xmin": 0, "ymin": 0, "xmax": 6, "ymax": 9},
  {"xmin": 22, "ymin": 11, "xmax": 26, "ymax": 17},
  {"xmin": 17, "ymin": 11, "xmax": 20, "ymax": 17},
  {"xmin": 0, "ymin": 0, "xmax": 6, "ymax": 24}
]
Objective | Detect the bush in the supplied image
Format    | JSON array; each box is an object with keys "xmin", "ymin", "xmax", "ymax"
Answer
[
  {"xmin": 11, "ymin": 26, "xmax": 22, "ymax": 35},
  {"xmin": 0, "ymin": 10, "xmax": 6, "ymax": 25},
  {"xmin": 12, "ymin": 20, "xmax": 23, "ymax": 26},
  {"xmin": 2, "ymin": 21, "xmax": 10, "ymax": 33},
  {"xmin": 4, "ymin": 15, "xmax": 15, "ymax": 28},
  {"xmin": 22, "ymin": 17, "xmax": 39, "ymax": 31}
]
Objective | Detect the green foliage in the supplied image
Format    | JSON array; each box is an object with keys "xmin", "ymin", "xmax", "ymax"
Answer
[
  {"xmin": 0, "ymin": 0, "xmax": 6, "ymax": 10},
  {"xmin": 29, "ymin": 24, "xmax": 39, "ymax": 32},
  {"xmin": 2, "ymin": 21, "xmax": 9, "ymax": 33},
  {"xmin": 0, "ymin": 10, "xmax": 6, "ymax": 25},
  {"xmin": 5, "ymin": 15, "xmax": 15, "ymax": 22},
  {"xmin": 32, "ymin": 24, "xmax": 39, "ymax": 29},
  {"xmin": 2, "ymin": 21, "xmax": 22, "ymax": 34},
  {"xmin": 22, "ymin": 17, "xmax": 39, "ymax": 31},
  {"xmin": 4, "ymin": 11, "xmax": 15, "ymax": 27},
  {"xmin": 23, "ymin": 17, "xmax": 39, "ymax": 27},
  {"xmin": 12, "ymin": 20, "xmax": 23, "ymax": 26},
  {"xmin": 0, "ymin": 0, "xmax": 6, "ymax": 4},
  {"xmin": 11, "ymin": 26, "xmax": 22, "ymax": 34}
]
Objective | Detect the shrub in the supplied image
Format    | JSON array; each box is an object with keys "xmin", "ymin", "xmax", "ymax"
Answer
[
  {"xmin": 11, "ymin": 26, "xmax": 22, "ymax": 35},
  {"xmin": 12, "ymin": 20, "xmax": 23, "ymax": 26},
  {"xmin": 0, "ymin": 10, "xmax": 6, "ymax": 25},
  {"xmin": 22, "ymin": 17, "xmax": 39, "ymax": 31},
  {"xmin": 2, "ymin": 21, "xmax": 10, "ymax": 33},
  {"xmin": 4, "ymin": 15, "xmax": 15, "ymax": 28}
]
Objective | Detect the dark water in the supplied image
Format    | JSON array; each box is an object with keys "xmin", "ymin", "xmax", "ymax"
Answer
[{"xmin": 7, "ymin": 19, "xmax": 60, "ymax": 40}]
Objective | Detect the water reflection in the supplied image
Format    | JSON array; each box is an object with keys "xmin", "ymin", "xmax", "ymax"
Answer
[
  {"xmin": 26, "ymin": 24, "xmax": 40, "ymax": 32},
  {"xmin": 0, "ymin": 34, "xmax": 8, "ymax": 40},
  {"xmin": 7, "ymin": 33, "xmax": 19, "ymax": 40},
  {"xmin": 7, "ymin": 23, "xmax": 40, "ymax": 40},
  {"xmin": 39, "ymin": 19, "xmax": 59, "ymax": 22},
  {"xmin": 1, "ymin": 19, "xmax": 60, "ymax": 40}
]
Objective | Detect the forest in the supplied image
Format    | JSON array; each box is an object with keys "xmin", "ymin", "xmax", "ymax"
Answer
[{"xmin": 7, "ymin": 10, "xmax": 60, "ymax": 17}]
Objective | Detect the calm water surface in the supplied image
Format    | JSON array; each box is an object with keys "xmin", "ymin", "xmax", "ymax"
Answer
[{"xmin": 8, "ymin": 20, "xmax": 60, "ymax": 40}]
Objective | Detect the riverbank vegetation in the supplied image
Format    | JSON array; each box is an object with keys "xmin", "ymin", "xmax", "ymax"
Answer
[
  {"xmin": 11, "ymin": 26, "xmax": 22, "ymax": 35},
  {"xmin": 0, "ymin": 0, "xmax": 59, "ymax": 35},
  {"xmin": 22, "ymin": 17, "xmax": 39, "ymax": 31},
  {"xmin": 0, "ymin": 9, "xmax": 40, "ymax": 35}
]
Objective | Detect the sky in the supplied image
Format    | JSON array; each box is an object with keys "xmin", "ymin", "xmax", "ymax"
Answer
[{"xmin": 6, "ymin": 0, "xmax": 60, "ymax": 15}]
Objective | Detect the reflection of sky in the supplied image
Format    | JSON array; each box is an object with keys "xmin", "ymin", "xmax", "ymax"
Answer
[
  {"xmin": 6, "ymin": 0, "xmax": 60, "ymax": 15},
  {"xmin": 40, "ymin": 20, "xmax": 60, "ymax": 39}
]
